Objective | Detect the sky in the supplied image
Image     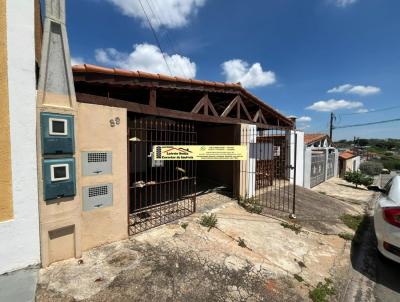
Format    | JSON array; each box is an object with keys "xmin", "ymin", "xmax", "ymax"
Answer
[{"xmin": 65, "ymin": 0, "xmax": 400, "ymax": 140}]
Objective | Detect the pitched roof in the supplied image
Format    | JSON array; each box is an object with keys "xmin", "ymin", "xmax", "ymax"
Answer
[
  {"xmin": 304, "ymin": 133, "xmax": 328, "ymax": 145},
  {"xmin": 339, "ymin": 150, "xmax": 356, "ymax": 160},
  {"xmin": 72, "ymin": 64, "xmax": 294, "ymax": 127}
]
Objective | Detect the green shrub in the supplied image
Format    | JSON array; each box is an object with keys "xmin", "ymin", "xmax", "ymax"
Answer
[
  {"xmin": 340, "ymin": 214, "xmax": 364, "ymax": 231},
  {"xmin": 344, "ymin": 171, "xmax": 373, "ymax": 188},
  {"xmin": 359, "ymin": 161, "xmax": 383, "ymax": 176}
]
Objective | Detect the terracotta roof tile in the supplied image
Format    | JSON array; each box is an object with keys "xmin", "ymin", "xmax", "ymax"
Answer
[
  {"xmin": 339, "ymin": 151, "xmax": 356, "ymax": 160},
  {"xmin": 304, "ymin": 133, "xmax": 327, "ymax": 145},
  {"xmin": 71, "ymin": 64, "xmax": 294, "ymax": 126}
]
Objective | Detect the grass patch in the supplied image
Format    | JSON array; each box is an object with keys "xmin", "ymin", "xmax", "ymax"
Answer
[
  {"xmin": 281, "ymin": 222, "xmax": 302, "ymax": 234},
  {"xmin": 294, "ymin": 274, "xmax": 304, "ymax": 283},
  {"xmin": 340, "ymin": 214, "xmax": 365, "ymax": 231},
  {"xmin": 199, "ymin": 213, "xmax": 217, "ymax": 231},
  {"xmin": 318, "ymin": 191, "xmax": 327, "ymax": 195},
  {"xmin": 181, "ymin": 222, "xmax": 188, "ymax": 230},
  {"xmin": 238, "ymin": 237, "xmax": 247, "ymax": 248},
  {"xmin": 338, "ymin": 232, "xmax": 354, "ymax": 241},
  {"xmin": 238, "ymin": 197, "xmax": 263, "ymax": 214},
  {"xmin": 309, "ymin": 278, "xmax": 336, "ymax": 302}
]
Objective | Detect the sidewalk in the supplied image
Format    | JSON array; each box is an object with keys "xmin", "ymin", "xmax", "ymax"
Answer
[{"xmin": 0, "ymin": 267, "xmax": 39, "ymax": 302}]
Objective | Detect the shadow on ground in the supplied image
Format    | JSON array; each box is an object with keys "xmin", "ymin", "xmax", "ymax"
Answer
[
  {"xmin": 350, "ymin": 215, "xmax": 400, "ymax": 301},
  {"xmin": 262, "ymin": 186, "xmax": 359, "ymax": 234}
]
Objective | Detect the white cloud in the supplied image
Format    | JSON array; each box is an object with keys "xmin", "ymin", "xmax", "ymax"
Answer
[
  {"xmin": 297, "ymin": 116, "xmax": 312, "ymax": 123},
  {"xmin": 332, "ymin": 0, "xmax": 357, "ymax": 8},
  {"xmin": 221, "ymin": 59, "xmax": 276, "ymax": 88},
  {"xmin": 95, "ymin": 43, "xmax": 196, "ymax": 78},
  {"xmin": 105, "ymin": 0, "xmax": 206, "ymax": 29},
  {"xmin": 306, "ymin": 99, "xmax": 363, "ymax": 112},
  {"xmin": 356, "ymin": 108, "xmax": 369, "ymax": 113},
  {"xmin": 71, "ymin": 57, "xmax": 84, "ymax": 65},
  {"xmin": 327, "ymin": 84, "xmax": 381, "ymax": 96}
]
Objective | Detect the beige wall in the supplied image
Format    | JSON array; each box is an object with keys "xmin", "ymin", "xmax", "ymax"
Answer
[{"xmin": 78, "ymin": 103, "xmax": 128, "ymax": 251}]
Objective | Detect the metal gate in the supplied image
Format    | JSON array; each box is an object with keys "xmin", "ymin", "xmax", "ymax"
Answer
[
  {"xmin": 327, "ymin": 153, "xmax": 335, "ymax": 179},
  {"xmin": 310, "ymin": 152, "xmax": 326, "ymax": 188},
  {"xmin": 128, "ymin": 118, "xmax": 197, "ymax": 235},
  {"xmin": 238, "ymin": 126, "xmax": 296, "ymax": 214}
]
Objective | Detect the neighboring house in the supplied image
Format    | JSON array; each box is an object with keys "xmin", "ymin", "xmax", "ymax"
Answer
[
  {"xmin": 0, "ymin": 0, "xmax": 41, "ymax": 274},
  {"xmin": 339, "ymin": 150, "xmax": 361, "ymax": 177},
  {"xmin": 294, "ymin": 133, "xmax": 339, "ymax": 189}
]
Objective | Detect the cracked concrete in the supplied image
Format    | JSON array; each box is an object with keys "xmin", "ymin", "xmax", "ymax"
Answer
[{"xmin": 36, "ymin": 191, "xmax": 354, "ymax": 302}]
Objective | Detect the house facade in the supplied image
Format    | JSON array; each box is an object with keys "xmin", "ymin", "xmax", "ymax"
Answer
[
  {"xmin": 294, "ymin": 133, "xmax": 339, "ymax": 189},
  {"xmin": 339, "ymin": 151, "xmax": 361, "ymax": 177},
  {"xmin": 1, "ymin": 0, "xmax": 299, "ymax": 271}
]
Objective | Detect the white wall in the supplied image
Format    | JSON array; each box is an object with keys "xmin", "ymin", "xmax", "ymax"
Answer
[
  {"xmin": 290, "ymin": 130, "xmax": 304, "ymax": 187},
  {"xmin": 0, "ymin": 0, "xmax": 40, "ymax": 274}
]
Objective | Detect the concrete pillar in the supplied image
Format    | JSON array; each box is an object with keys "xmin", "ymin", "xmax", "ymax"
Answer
[
  {"xmin": 239, "ymin": 124, "xmax": 256, "ymax": 199},
  {"xmin": 334, "ymin": 149, "xmax": 339, "ymax": 177},
  {"xmin": 324, "ymin": 148, "xmax": 329, "ymax": 182},
  {"xmin": 290, "ymin": 130, "xmax": 304, "ymax": 187},
  {"xmin": 37, "ymin": 0, "xmax": 81, "ymax": 267}
]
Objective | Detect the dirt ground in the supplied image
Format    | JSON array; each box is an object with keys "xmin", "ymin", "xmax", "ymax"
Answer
[{"xmin": 36, "ymin": 180, "xmax": 374, "ymax": 302}]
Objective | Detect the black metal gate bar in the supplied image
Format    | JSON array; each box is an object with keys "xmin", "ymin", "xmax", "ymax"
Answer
[
  {"xmin": 128, "ymin": 118, "xmax": 197, "ymax": 235},
  {"xmin": 238, "ymin": 126, "xmax": 296, "ymax": 214}
]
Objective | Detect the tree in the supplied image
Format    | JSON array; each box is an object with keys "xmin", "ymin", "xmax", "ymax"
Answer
[
  {"xmin": 344, "ymin": 171, "xmax": 374, "ymax": 188},
  {"xmin": 359, "ymin": 161, "xmax": 383, "ymax": 176}
]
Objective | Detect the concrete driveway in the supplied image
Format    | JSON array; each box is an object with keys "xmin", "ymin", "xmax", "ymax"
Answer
[{"xmin": 36, "ymin": 191, "xmax": 355, "ymax": 302}]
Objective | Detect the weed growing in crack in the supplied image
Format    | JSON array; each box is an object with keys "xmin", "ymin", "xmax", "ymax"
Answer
[
  {"xmin": 199, "ymin": 213, "xmax": 217, "ymax": 231},
  {"xmin": 309, "ymin": 278, "xmax": 336, "ymax": 302},
  {"xmin": 181, "ymin": 222, "xmax": 188, "ymax": 230},
  {"xmin": 294, "ymin": 274, "xmax": 304, "ymax": 282},
  {"xmin": 238, "ymin": 196, "xmax": 263, "ymax": 214},
  {"xmin": 338, "ymin": 232, "xmax": 354, "ymax": 241},
  {"xmin": 281, "ymin": 222, "xmax": 302, "ymax": 234},
  {"xmin": 238, "ymin": 237, "xmax": 247, "ymax": 248}
]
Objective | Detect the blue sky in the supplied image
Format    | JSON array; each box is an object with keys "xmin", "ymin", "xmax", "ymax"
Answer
[{"xmin": 66, "ymin": 0, "xmax": 400, "ymax": 140}]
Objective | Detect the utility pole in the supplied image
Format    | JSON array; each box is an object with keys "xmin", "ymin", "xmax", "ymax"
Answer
[{"xmin": 329, "ymin": 112, "xmax": 335, "ymax": 141}]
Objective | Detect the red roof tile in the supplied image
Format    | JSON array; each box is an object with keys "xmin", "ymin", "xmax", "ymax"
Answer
[
  {"xmin": 339, "ymin": 151, "xmax": 356, "ymax": 160},
  {"xmin": 304, "ymin": 133, "xmax": 328, "ymax": 145},
  {"xmin": 72, "ymin": 64, "xmax": 294, "ymax": 127}
]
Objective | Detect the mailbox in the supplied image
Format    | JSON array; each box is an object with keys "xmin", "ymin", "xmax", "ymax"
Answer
[
  {"xmin": 43, "ymin": 158, "xmax": 76, "ymax": 200},
  {"xmin": 81, "ymin": 151, "xmax": 112, "ymax": 176},
  {"xmin": 82, "ymin": 183, "xmax": 113, "ymax": 211},
  {"xmin": 41, "ymin": 112, "xmax": 75, "ymax": 155}
]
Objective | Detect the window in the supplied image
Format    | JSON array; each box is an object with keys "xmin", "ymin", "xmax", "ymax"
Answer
[
  {"xmin": 50, "ymin": 164, "xmax": 70, "ymax": 181},
  {"xmin": 49, "ymin": 118, "xmax": 68, "ymax": 136}
]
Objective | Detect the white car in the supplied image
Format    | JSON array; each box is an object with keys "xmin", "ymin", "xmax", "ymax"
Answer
[{"xmin": 372, "ymin": 175, "xmax": 400, "ymax": 263}]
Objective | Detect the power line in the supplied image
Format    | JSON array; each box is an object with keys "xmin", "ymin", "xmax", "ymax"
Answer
[
  {"xmin": 339, "ymin": 105, "xmax": 400, "ymax": 116},
  {"xmin": 138, "ymin": 0, "xmax": 173, "ymax": 76},
  {"xmin": 144, "ymin": 0, "xmax": 188, "ymax": 78},
  {"xmin": 333, "ymin": 118, "xmax": 400, "ymax": 129}
]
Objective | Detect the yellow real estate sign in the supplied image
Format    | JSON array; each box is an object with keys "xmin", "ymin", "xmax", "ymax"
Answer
[{"xmin": 153, "ymin": 145, "xmax": 248, "ymax": 160}]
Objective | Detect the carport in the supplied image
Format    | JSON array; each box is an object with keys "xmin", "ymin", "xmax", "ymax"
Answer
[{"xmin": 73, "ymin": 64, "xmax": 295, "ymax": 235}]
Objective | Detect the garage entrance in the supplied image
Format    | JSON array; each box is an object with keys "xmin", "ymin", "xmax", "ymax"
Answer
[
  {"xmin": 128, "ymin": 117, "xmax": 197, "ymax": 235},
  {"xmin": 128, "ymin": 116, "xmax": 239, "ymax": 235}
]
